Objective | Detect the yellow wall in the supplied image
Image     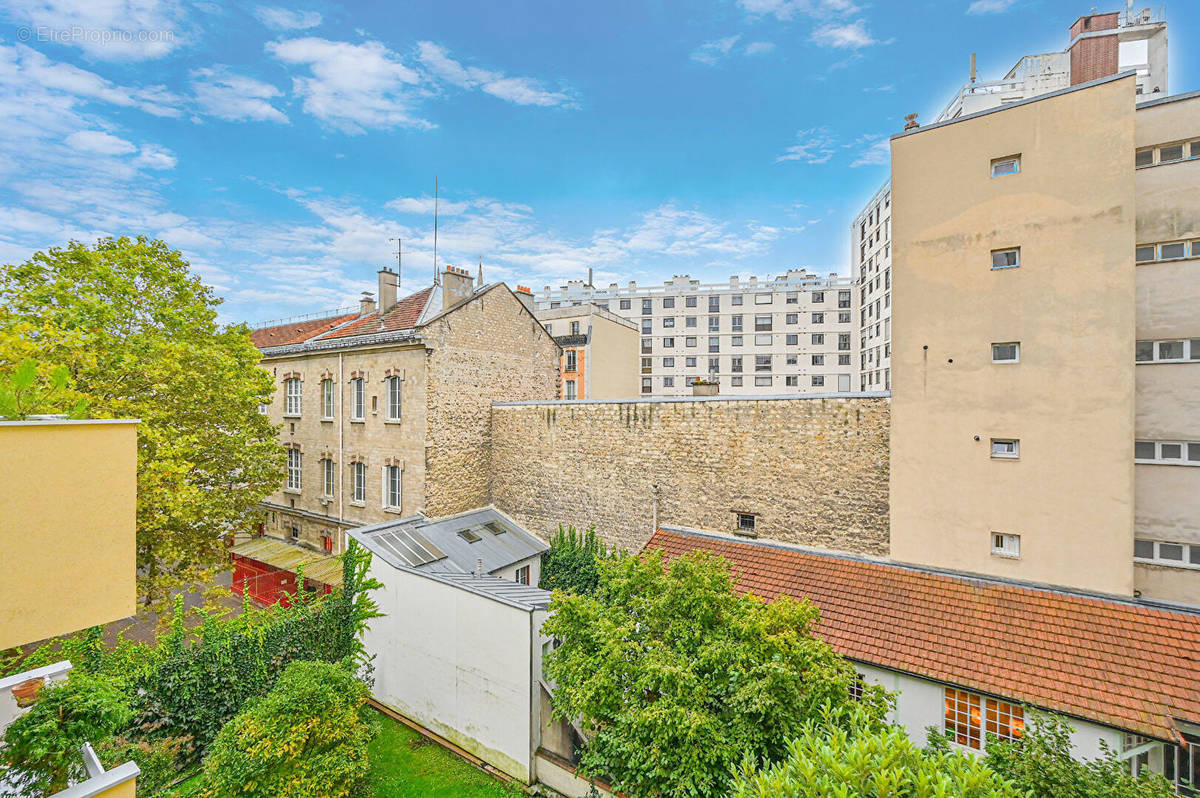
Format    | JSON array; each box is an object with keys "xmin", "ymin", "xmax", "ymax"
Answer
[
  {"xmin": 583, "ymin": 313, "xmax": 639, "ymax": 399},
  {"xmin": 890, "ymin": 76, "xmax": 1137, "ymax": 595},
  {"xmin": 0, "ymin": 420, "xmax": 138, "ymax": 650}
]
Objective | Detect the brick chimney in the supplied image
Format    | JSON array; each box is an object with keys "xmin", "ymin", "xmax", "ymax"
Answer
[
  {"xmin": 377, "ymin": 268, "xmax": 398, "ymax": 313},
  {"xmin": 442, "ymin": 266, "xmax": 475, "ymax": 308},
  {"xmin": 359, "ymin": 292, "xmax": 376, "ymax": 315},
  {"xmin": 1068, "ymin": 12, "xmax": 1119, "ymax": 86},
  {"xmin": 514, "ymin": 285, "xmax": 536, "ymax": 314}
]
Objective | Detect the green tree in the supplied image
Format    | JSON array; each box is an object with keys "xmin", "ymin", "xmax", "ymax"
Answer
[
  {"xmin": 730, "ymin": 707, "xmax": 1027, "ymax": 798},
  {"xmin": 541, "ymin": 550, "xmax": 890, "ymax": 797},
  {"xmin": 538, "ymin": 524, "xmax": 619, "ymax": 594},
  {"xmin": 0, "ymin": 358, "xmax": 87, "ymax": 419},
  {"xmin": 0, "ymin": 237, "xmax": 284, "ymax": 609},
  {"xmin": 983, "ymin": 712, "xmax": 1175, "ymax": 798},
  {"xmin": 200, "ymin": 661, "xmax": 375, "ymax": 798},
  {"xmin": 0, "ymin": 674, "xmax": 133, "ymax": 795}
]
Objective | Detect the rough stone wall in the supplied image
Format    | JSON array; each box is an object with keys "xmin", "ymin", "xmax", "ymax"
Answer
[
  {"xmin": 424, "ymin": 285, "xmax": 561, "ymax": 516},
  {"xmin": 489, "ymin": 396, "xmax": 890, "ymax": 554}
]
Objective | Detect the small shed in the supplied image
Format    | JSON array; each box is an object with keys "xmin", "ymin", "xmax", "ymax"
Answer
[{"xmin": 231, "ymin": 538, "xmax": 344, "ymax": 607}]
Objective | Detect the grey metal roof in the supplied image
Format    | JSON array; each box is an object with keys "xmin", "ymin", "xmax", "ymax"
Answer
[
  {"xmin": 350, "ymin": 506, "xmax": 548, "ymax": 576},
  {"xmin": 432, "ymin": 572, "xmax": 551, "ymax": 611}
]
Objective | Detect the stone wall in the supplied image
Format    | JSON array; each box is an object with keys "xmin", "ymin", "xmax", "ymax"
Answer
[{"xmin": 489, "ymin": 395, "xmax": 890, "ymax": 554}]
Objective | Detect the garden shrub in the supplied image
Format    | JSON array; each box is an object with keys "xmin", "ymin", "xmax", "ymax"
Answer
[{"xmin": 538, "ymin": 524, "xmax": 619, "ymax": 594}]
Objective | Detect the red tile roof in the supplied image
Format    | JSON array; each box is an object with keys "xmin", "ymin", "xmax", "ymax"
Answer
[
  {"xmin": 249, "ymin": 313, "xmax": 359, "ymax": 349},
  {"xmin": 319, "ymin": 286, "xmax": 436, "ymax": 341},
  {"xmin": 645, "ymin": 528, "xmax": 1200, "ymax": 741}
]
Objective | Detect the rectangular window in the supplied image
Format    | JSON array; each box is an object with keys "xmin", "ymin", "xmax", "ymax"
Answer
[
  {"xmin": 686, "ymin": 296, "xmax": 697, "ymax": 308},
  {"xmin": 642, "ymin": 299, "xmax": 652, "ymax": 315},
  {"xmin": 992, "ymin": 533, "xmax": 1020, "ymax": 558},
  {"xmin": 641, "ymin": 378, "xmax": 652, "ymax": 394},
  {"xmin": 284, "ymin": 377, "xmax": 302, "ymax": 417},
  {"xmin": 662, "ymin": 297, "xmax": 675, "ymax": 309},
  {"xmin": 663, "ymin": 356, "xmax": 675, "ymax": 368},
  {"xmin": 755, "ymin": 355, "xmax": 771, "ymax": 372},
  {"xmin": 1136, "ymin": 440, "xmax": 1200, "ymax": 465},
  {"xmin": 786, "ymin": 334, "xmax": 798, "ymax": 346},
  {"xmin": 990, "ymin": 155, "xmax": 1020, "ymax": 177},
  {"xmin": 570, "ymin": 321, "xmax": 580, "ymax": 335},
  {"xmin": 351, "ymin": 378, "xmax": 365, "ymax": 420},
  {"xmin": 1158, "ymin": 340, "xmax": 1185, "ymax": 360},
  {"xmin": 322, "ymin": 379, "xmax": 334, "ymax": 419},
  {"xmin": 565, "ymin": 380, "xmax": 577, "ymax": 400},
  {"xmin": 731, "ymin": 315, "xmax": 743, "ymax": 332},
  {"xmin": 708, "ymin": 357, "xmax": 719, "ymax": 373},
  {"xmin": 685, "ymin": 316, "xmax": 697, "ymax": 328},
  {"xmin": 786, "ymin": 354, "xmax": 797, "ymax": 366},
  {"xmin": 991, "ymin": 248, "xmax": 1020, "ymax": 269},
  {"xmin": 619, "ymin": 299, "xmax": 631, "ymax": 310},
  {"xmin": 709, "ymin": 296, "xmax": 720, "ymax": 312},
  {"xmin": 811, "ymin": 312, "xmax": 824, "ymax": 324},
  {"xmin": 1136, "ymin": 339, "xmax": 1200, "ymax": 363},
  {"xmin": 754, "ymin": 315, "xmax": 772, "ymax": 332},
  {"xmin": 812, "ymin": 291, "xmax": 824, "ymax": 304},
  {"xmin": 786, "ymin": 292, "xmax": 798, "ymax": 304},
  {"xmin": 840, "ymin": 311, "xmax": 851, "ymax": 324},
  {"xmin": 708, "ymin": 336, "xmax": 719, "ymax": 353},
  {"xmin": 323, "ymin": 458, "xmax": 335, "ymax": 496},
  {"xmin": 838, "ymin": 290, "xmax": 851, "ymax": 309},
  {"xmin": 944, "ymin": 689, "xmax": 1024, "ymax": 750},
  {"xmin": 352, "ymin": 462, "xmax": 365, "ymax": 502},
  {"xmin": 731, "ymin": 356, "xmax": 743, "ymax": 373},
  {"xmin": 686, "ymin": 337, "xmax": 696, "ymax": 347},
  {"xmin": 812, "ymin": 375, "xmax": 825, "ymax": 387},
  {"xmin": 812, "ymin": 354, "xmax": 825, "ymax": 366},
  {"xmin": 708, "ymin": 315, "xmax": 719, "ymax": 332},
  {"xmin": 1159, "ymin": 241, "xmax": 1187, "ymax": 260},
  {"xmin": 565, "ymin": 350, "xmax": 578, "ymax": 371},
  {"xmin": 838, "ymin": 333, "xmax": 851, "ymax": 351},
  {"xmin": 754, "ymin": 334, "xmax": 772, "ymax": 346},
  {"xmin": 812, "ymin": 334, "xmax": 825, "ymax": 345},
  {"xmin": 286, "ymin": 449, "xmax": 302, "ymax": 490},
  {"xmin": 663, "ymin": 317, "xmax": 675, "ymax": 328},
  {"xmin": 785, "ymin": 375, "xmax": 798, "ymax": 387},
  {"xmin": 754, "ymin": 293, "xmax": 772, "ymax": 305},
  {"xmin": 663, "ymin": 337, "xmax": 674, "ymax": 347},
  {"xmin": 786, "ymin": 313, "xmax": 798, "ymax": 324},
  {"xmin": 641, "ymin": 357, "xmax": 652, "ymax": 374},
  {"xmin": 663, "ymin": 376, "xmax": 674, "ymax": 388},
  {"xmin": 991, "ymin": 439, "xmax": 1019, "ymax": 459},
  {"xmin": 386, "ymin": 376, "xmax": 402, "ymax": 421},
  {"xmin": 1135, "ymin": 245, "xmax": 1156, "ymax": 263},
  {"xmin": 731, "ymin": 294, "xmax": 743, "ymax": 306},
  {"xmin": 1135, "ymin": 539, "xmax": 1200, "ymax": 570},
  {"xmin": 384, "ymin": 465, "xmax": 402, "ymax": 509},
  {"xmin": 731, "ymin": 376, "xmax": 743, "ymax": 387},
  {"xmin": 754, "ymin": 376, "xmax": 772, "ymax": 387},
  {"xmin": 515, "ymin": 565, "xmax": 530, "ymax": 585},
  {"xmin": 731, "ymin": 335, "xmax": 743, "ymax": 346},
  {"xmin": 992, "ymin": 342, "xmax": 1020, "ymax": 363},
  {"xmin": 641, "ymin": 319, "xmax": 652, "ymax": 334},
  {"xmin": 642, "ymin": 338, "xmax": 653, "ymax": 354},
  {"xmin": 1159, "ymin": 143, "xmax": 1185, "ymax": 163},
  {"xmin": 839, "ymin": 354, "xmax": 851, "ymax": 366},
  {"xmin": 1135, "ymin": 148, "xmax": 1154, "ymax": 167},
  {"xmin": 736, "ymin": 513, "xmax": 756, "ymax": 534}
]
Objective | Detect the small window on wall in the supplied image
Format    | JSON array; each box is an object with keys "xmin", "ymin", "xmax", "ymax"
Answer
[
  {"xmin": 1135, "ymin": 148, "xmax": 1154, "ymax": 168},
  {"xmin": 1135, "ymin": 245, "xmax": 1156, "ymax": 263},
  {"xmin": 641, "ymin": 378, "xmax": 652, "ymax": 394},
  {"xmin": 992, "ymin": 532, "xmax": 1020, "ymax": 558},
  {"xmin": 735, "ymin": 513, "xmax": 756, "ymax": 536},
  {"xmin": 1159, "ymin": 143, "xmax": 1185, "ymax": 163},
  {"xmin": 992, "ymin": 342, "xmax": 1020, "ymax": 363},
  {"xmin": 515, "ymin": 565, "xmax": 530, "ymax": 585},
  {"xmin": 991, "ymin": 439, "xmax": 1020, "ymax": 459},
  {"xmin": 990, "ymin": 155, "xmax": 1020, "ymax": 177},
  {"xmin": 944, "ymin": 689, "xmax": 1024, "ymax": 750},
  {"xmin": 991, "ymin": 248, "xmax": 1020, "ymax": 270}
]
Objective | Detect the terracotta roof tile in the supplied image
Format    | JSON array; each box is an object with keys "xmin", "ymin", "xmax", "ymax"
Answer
[
  {"xmin": 644, "ymin": 528, "xmax": 1200, "ymax": 740},
  {"xmin": 249, "ymin": 313, "xmax": 359, "ymax": 349},
  {"xmin": 318, "ymin": 286, "xmax": 436, "ymax": 341}
]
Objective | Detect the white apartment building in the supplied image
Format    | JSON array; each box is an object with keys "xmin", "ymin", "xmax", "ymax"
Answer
[
  {"xmin": 852, "ymin": 183, "xmax": 891, "ymax": 392},
  {"xmin": 536, "ymin": 270, "xmax": 857, "ymax": 397}
]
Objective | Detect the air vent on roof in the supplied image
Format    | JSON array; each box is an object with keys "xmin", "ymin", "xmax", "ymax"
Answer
[{"xmin": 459, "ymin": 529, "xmax": 481, "ymax": 543}]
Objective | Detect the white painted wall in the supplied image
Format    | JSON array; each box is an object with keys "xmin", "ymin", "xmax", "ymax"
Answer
[
  {"xmin": 490, "ymin": 554, "xmax": 542, "ymax": 587},
  {"xmin": 364, "ymin": 565, "xmax": 539, "ymax": 783},
  {"xmin": 854, "ymin": 663, "xmax": 1126, "ymax": 760}
]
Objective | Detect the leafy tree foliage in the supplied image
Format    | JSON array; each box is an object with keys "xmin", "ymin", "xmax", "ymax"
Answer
[
  {"xmin": 0, "ymin": 358, "xmax": 87, "ymax": 419},
  {"xmin": 730, "ymin": 707, "xmax": 1025, "ymax": 798},
  {"xmin": 0, "ymin": 236, "xmax": 283, "ymax": 609},
  {"xmin": 983, "ymin": 712, "xmax": 1176, "ymax": 798},
  {"xmin": 200, "ymin": 661, "xmax": 375, "ymax": 798},
  {"xmin": 541, "ymin": 549, "xmax": 889, "ymax": 797},
  {"xmin": 0, "ymin": 674, "xmax": 133, "ymax": 794},
  {"xmin": 538, "ymin": 524, "xmax": 619, "ymax": 594}
]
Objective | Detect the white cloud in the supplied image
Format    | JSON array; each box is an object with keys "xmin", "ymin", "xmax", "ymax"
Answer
[
  {"xmin": 737, "ymin": 0, "xmax": 859, "ymax": 21},
  {"xmin": 862, "ymin": 84, "xmax": 894, "ymax": 92},
  {"xmin": 776, "ymin": 128, "xmax": 837, "ymax": 164},
  {"xmin": 255, "ymin": 6, "xmax": 321, "ymax": 30},
  {"xmin": 415, "ymin": 42, "xmax": 576, "ymax": 107},
  {"xmin": 691, "ymin": 35, "xmax": 741, "ymax": 65},
  {"xmin": 65, "ymin": 129, "xmax": 136, "ymax": 155},
  {"xmin": 850, "ymin": 138, "xmax": 889, "ymax": 167},
  {"xmin": 1, "ymin": 0, "xmax": 186, "ymax": 60},
  {"xmin": 4, "ymin": 44, "xmax": 182, "ymax": 117},
  {"xmin": 385, "ymin": 195, "xmax": 471, "ymax": 216},
  {"xmin": 266, "ymin": 38, "xmax": 429, "ymax": 134},
  {"xmin": 967, "ymin": 0, "xmax": 1017, "ymax": 13},
  {"xmin": 136, "ymin": 143, "xmax": 177, "ymax": 169},
  {"xmin": 744, "ymin": 41, "xmax": 776, "ymax": 56},
  {"xmin": 191, "ymin": 66, "xmax": 288, "ymax": 123},
  {"xmin": 811, "ymin": 20, "xmax": 878, "ymax": 49}
]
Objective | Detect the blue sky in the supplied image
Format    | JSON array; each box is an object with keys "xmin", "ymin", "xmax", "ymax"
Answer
[{"xmin": 0, "ymin": 0, "xmax": 1195, "ymax": 323}]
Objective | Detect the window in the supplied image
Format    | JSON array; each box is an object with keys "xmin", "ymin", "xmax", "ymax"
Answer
[
  {"xmin": 708, "ymin": 357, "xmax": 719, "ymax": 373},
  {"xmin": 322, "ymin": 379, "xmax": 334, "ymax": 419},
  {"xmin": 754, "ymin": 293, "xmax": 772, "ymax": 305},
  {"xmin": 384, "ymin": 465, "xmax": 402, "ymax": 509},
  {"xmin": 838, "ymin": 333, "xmax": 850, "ymax": 351},
  {"xmin": 290, "ymin": 524, "xmax": 300, "ymax": 541},
  {"xmin": 550, "ymin": 302, "xmax": 560, "ymax": 309},
  {"xmin": 641, "ymin": 378, "xmax": 652, "ymax": 394},
  {"xmin": 1137, "ymin": 339, "xmax": 1200, "ymax": 362},
  {"xmin": 351, "ymin": 378, "xmax": 365, "ymax": 420},
  {"xmin": 786, "ymin": 334, "xmax": 798, "ymax": 346},
  {"xmin": 642, "ymin": 338, "xmax": 653, "ymax": 354},
  {"xmin": 812, "ymin": 291, "xmax": 824, "ymax": 304},
  {"xmin": 812, "ymin": 334, "xmax": 825, "ymax": 345},
  {"xmin": 641, "ymin": 319, "xmax": 652, "ymax": 334},
  {"xmin": 565, "ymin": 350, "xmax": 578, "ymax": 371},
  {"xmin": 991, "ymin": 248, "xmax": 1020, "ymax": 269},
  {"xmin": 812, "ymin": 375, "xmax": 825, "ymax": 387},
  {"xmin": 785, "ymin": 375, "xmax": 798, "ymax": 387},
  {"xmin": 754, "ymin": 315, "xmax": 772, "ymax": 332},
  {"xmin": 686, "ymin": 337, "xmax": 697, "ymax": 347},
  {"xmin": 708, "ymin": 337, "xmax": 719, "ymax": 353},
  {"xmin": 386, "ymin": 376, "xmax": 402, "ymax": 421},
  {"xmin": 1135, "ymin": 440, "xmax": 1200, "ymax": 465},
  {"xmin": 812, "ymin": 354, "xmax": 825, "ymax": 366},
  {"xmin": 735, "ymin": 513, "xmax": 756, "ymax": 535},
  {"xmin": 663, "ymin": 356, "xmax": 675, "ymax": 368},
  {"xmin": 663, "ymin": 337, "xmax": 674, "ymax": 348},
  {"xmin": 1136, "ymin": 245, "xmax": 1156, "ymax": 263},
  {"xmin": 731, "ymin": 315, "xmax": 743, "ymax": 332},
  {"xmin": 1135, "ymin": 539, "xmax": 1200, "ymax": 569},
  {"xmin": 786, "ymin": 313, "xmax": 798, "ymax": 324},
  {"xmin": 641, "ymin": 357, "xmax": 653, "ymax": 374},
  {"xmin": 287, "ymin": 449, "xmax": 302, "ymax": 490},
  {"xmin": 838, "ymin": 290, "xmax": 851, "ymax": 309},
  {"xmin": 1160, "ymin": 143, "xmax": 1185, "ymax": 163},
  {"xmin": 944, "ymin": 689, "xmax": 1024, "ymax": 750},
  {"xmin": 686, "ymin": 316, "xmax": 697, "ymax": 328},
  {"xmin": 459, "ymin": 528, "xmax": 481, "ymax": 543},
  {"xmin": 786, "ymin": 354, "xmax": 797, "ymax": 366},
  {"xmin": 754, "ymin": 334, "xmax": 772, "ymax": 346},
  {"xmin": 991, "ymin": 439, "xmax": 1019, "ymax": 459},
  {"xmin": 755, "ymin": 355, "xmax": 771, "ymax": 372},
  {"xmin": 686, "ymin": 357, "xmax": 697, "ymax": 367},
  {"xmin": 1161, "ymin": 241, "xmax": 1187, "ymax": 260},
  {"xmin": 811, "ymin": 312, "xmax": 824, "ymax": 324},
  {"xmin": 731, "ymin": 356, "xmax": 743, "ymax": 373},
  {"xmin": 709, "ymin": 296, "xmax": 720, "ymax": 312},
  {"xmin": 992, "ymin": 532, "xmax": 1020, "ymax": 558},
  {"xmin": 754, "ymin": 376, "xmax": 771, "ymax": 387},
  {"xmin": 990, "ymin": 155, "xmax": 1020, "ymax": 177},
  {"xmin": 663, "ymin": 376, "xmax": 675, "ymax": 388},
  {"xmin": 786, "ymin": 292, "xmax": 798, "ymax": 304},
  {"xmin": 323, "ymin": 458, "xmax": 335, "ymax": 496},
  {"xmin": 515, "ymin": 565, "xmax": 530, "ymax": 585},
  {"xmin": 663, "ymin": 297, "xmax": 675, "ymax": 309},
  {"xmin": 352, "ymin": 462, "xmax": 365, "ymax": 502},
  {"xmin": 1135, "ymin": 148, "xmax": 1155, "ymax": 167},
  {"xmin": 565, "ymin": 380, "xmax": 577, "ymax": 400},
  {"xmin": 685, "ymin": 296, "xmax": 697, "ymax": 308},
  {"xmin": 992, "ymin": 342, "xmax": 1020, "ymax": 363},
  {"xmin": 838, "ymin": 354, "xmax": 851, "ymax": 366},
  {"xmin": 619, "ymin": 299, "xmax": 631, "ymax": 310},
  {"xmin": 663, "ymin": 317, "xmax": 675, "ymax": 328},
  {"xmin": 731, "ymin": 376, "xmax": 743, "ymax": 387},
  {"xmin": 284, "ymin": 378, "xmax": 302, "ymax": 416},
  {"xmin": 732, "ymin": 336, "xmax": 743, "ymax": 346},
  {"xmin": 839, "ymin": 311, "xmax": 851, "ymax": 324},
  {"xmin": 708, "ymin": 315, "xmax": 719, "ymax": 332},
  {"xmin": 642, "ymin": 299, "xmax": 652, "ymax": 315},
  {"xmin": 731, "ymin": 294, "xmax": 743, "ymax": 306}
]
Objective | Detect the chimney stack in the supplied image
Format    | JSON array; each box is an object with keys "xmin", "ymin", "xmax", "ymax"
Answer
[
  {"xmin": 514, "ymin": 285, "xmax": 536, "ymax": 314},
  {"xmin": 377, "ymin": 268, "xmax": 398, "ymax": 313},
  {"xmin": 360, "ymin": 292, "xmax": 376, "ymax": 315},
  {"xmin": 969, "ymin": 52, "xmax": 977, "ymax": 83},
  {"xmin": 442, "ymin": 266, "xmax": 475, "ymax": 308}
]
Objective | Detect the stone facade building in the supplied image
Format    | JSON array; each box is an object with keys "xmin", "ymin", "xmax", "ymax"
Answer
[
  {"xmin": 250, "ymin": 267, "xmax": 560, "ymax": 554},
  {"xmin": 535, "ymin": 303, "xmax": 639, "ymax": 400}
]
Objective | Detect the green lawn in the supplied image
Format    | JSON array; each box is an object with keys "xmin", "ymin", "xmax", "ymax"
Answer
[{"xmin": 368, "ymin": 713, "xmax": 524, "ymax": 798}]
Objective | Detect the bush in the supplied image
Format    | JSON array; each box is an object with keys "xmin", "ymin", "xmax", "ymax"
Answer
[
  {"xmin": 97, "ymin": 735, "xmax": 193, "ymax": 796},
  {"xmin": 538, "ymin": 524, "xmax": 619, "ymax": 595},
  {"xmin": 200, "ymin": 661, "xmax": 375, "ymax": 798},
  {"xmin": 984, "ymin": 712, "xmax": 1176, "ymax": 798},
  {"xmin": 731, "ymin": 708, "xmax": 1025, "ymax": 797},
  {"xmin": 0, "ymin": 674, "xmax": 133, "ymax": 795}
]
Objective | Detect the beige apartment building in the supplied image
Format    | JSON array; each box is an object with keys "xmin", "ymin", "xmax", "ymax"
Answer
[
  {"xmin": 250, "ymin": 267, "xmax": 559, "ymax": 554},
  {"xmin": 889, "ymin": 71, "xmax": 1200, "ymax": 603},
  {"xmin": 536, "ymin": 303, "xmax": 639, "ymax": 399}
]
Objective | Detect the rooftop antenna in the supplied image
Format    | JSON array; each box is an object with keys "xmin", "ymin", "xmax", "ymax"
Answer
[
  {"xmin": 388, "ymin": 236, "xmax": 402, "ymax": 292},
  {"xmin": 433, "ymin": 176, "xmax": 439, "ymax": 286}
]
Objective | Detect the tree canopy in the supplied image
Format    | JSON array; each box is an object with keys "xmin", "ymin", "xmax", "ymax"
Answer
[
  {"xmin": 541, "ymin": 549, "xmax": 890, "ymax": 797},
  {"xmin": 537, "ymin": 524, "xmax": 619, "ymax": 595},
  {"xmin": 0, "ymin": 237, "xmax": 283, "ymax": 609}
]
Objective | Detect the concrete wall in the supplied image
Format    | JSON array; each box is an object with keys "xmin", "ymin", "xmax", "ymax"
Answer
[
  {"xmin": 365, "ymin": 565, "xmax": 540, "ymax": 783},
  {"xmin": 489, "ymin": 395, "xmax": 890, "ymax": 554},
  {"xmin": 584, "ymin": 312, "xmax": 639, "ymax": 399},
  {"xmin": 0, "ymin": 420, "xmax": 137, "ymax": 649},
  {"xmin": 424, "ymin": 286, "xmax": 561, "ymax": 517},
  {"xmin": 890, "ymin": 75, "xmax": 1138, "ymax": 595}
]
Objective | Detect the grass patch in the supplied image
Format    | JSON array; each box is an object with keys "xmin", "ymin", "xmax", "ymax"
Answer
[{"xmin": 368, "ymin": 712, "xmax": 524, "ymax": 798}]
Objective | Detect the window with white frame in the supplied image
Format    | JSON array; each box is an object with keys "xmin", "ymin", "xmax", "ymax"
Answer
[
  {"xmin": 322, "ymin": 378, "xmax": 334, "ymax": 419},
  {"xmin": 812, "ymin": 291, "xmax": 824, "ymax": 303},
  {"xmin": 1135, "ymin": 539, "xmax": 1200, "ymax": 569},
  {"xmin": 352, "ymin": 462, "xmax": 365, "ymax": 502},
  {"xmin": 1135, "ymin": 240, "xmax": 1200, "ymax": 264},
  {"xmin": 570, "ymin": 320, "xmax": 581, "ymax": 334},
  {"xmin": 754, "ymin": 376, "xmax": 771, "ymax": 386},
  {"xmin": 323, "ymin": 458, "xmax": 334, "ymax": 496},
  {"xmin": 386, "ymin": 376, "xmax": 402, "ymax": 421},
  {"xmin": 992, "ymin": 532, "xmax": 1020, "ymax": 558},
  {"xmin": 991, "ymin": 439, "xmax": 1019, "ymax": 459},
  {"xmin": 754, "ymin": 293, "xmax": 771, "ymax": 305},
  {"xmin": 284, "ymin": 378, "xmax": 302, "ymax": 416},
  {"xmin": 944, "ymin": 688, "xmax": 1024, "ymax": 750},
  {"xmin": 351, "ymin": 378, "xmax": 365, "ymax": 420},
  {"xmin": 812, "ymin": 375, "xmax": 824, "ymax": 387},
  {"xmin": 991, "ymin": 248, "xmax": 1020, "ymax": 270},
  {"xmin": 641, "ymin": 378, "xmax": 652, "ymax": 394},
  {"xmin": 754, "ymin": 334, "xmax": 772, "ymax": 346},
  {"xmin": 286, "ymin": 448, "xmax": 302, "ymax": 490},
  {"xmin": 1135, "ymin": 440, "xmax": 1200, "ymax": 465},
  {"xmin": 812, "ymin": 333, "xmax": 824, "ymax": 345},
  {"xmin": 1136, "ymin": 339, "xmax": 1200, "ymax": 362},
  {"xmin": 384, "ymin": 465, "xmax": 402, "ymax": 509},
  {"xmin": 565, "ymin": 380, "xmax": 577, "ymax": 399},
  {"xmin": 515, "ymin": 565, "xmax": 530, "ymax": 585},
  {"xmin": 565, "ymin": 350, "xmax": 578, "ymax": 372},
  {"xmin": 992, "ymin": 342, "xmax": 1020, "ymax": 363},
  {"xmin": 990, "ymin": 155, "xmax": 1020, "ymax": 177}
]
